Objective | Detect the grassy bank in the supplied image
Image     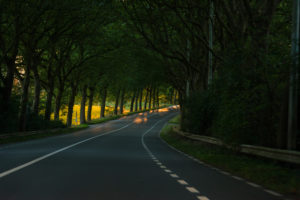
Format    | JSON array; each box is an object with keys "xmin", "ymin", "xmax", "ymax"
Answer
[
  {"xmin": 0, "ymin": 124, "xmax": 89, "ymax": 145},
  {"xmin": 160, "ymin": 115, "xmax": 300, "ymax": 198}
]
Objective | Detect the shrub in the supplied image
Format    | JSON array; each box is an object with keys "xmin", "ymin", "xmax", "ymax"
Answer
[
  {"xmin": 26, "ymin": 113, "xmax": 65, "ymax": 131},
  {"xmin": 0, "ymin": 95, "xmax": 20, "ymax": 133},
  {"xmin": 182, "ymin": 89, "xmax": 217, "ymax": 136}
]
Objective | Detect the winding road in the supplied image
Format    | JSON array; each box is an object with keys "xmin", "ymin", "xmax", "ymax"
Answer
[{"xmin": 0, "ymin": 107, "xmax": 284, "ymax": 200}]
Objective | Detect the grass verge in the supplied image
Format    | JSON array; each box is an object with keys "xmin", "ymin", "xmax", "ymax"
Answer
[
  {"xmin": 168, "ymin": 114, "xmax": 180, "ymax": 124},
  {"xmin": 160, "ymin": 117, "xmax": 300, "ymax": 198},
  {"xmin": 0, "ymin": 124, "xmax": 89, "ymax": 145}
]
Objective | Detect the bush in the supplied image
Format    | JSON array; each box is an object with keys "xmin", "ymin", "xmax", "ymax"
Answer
[
  {"xmin": 181, "ymin": 50, "xmax": 287, "ymax": 148},
  {"xmin": 26, "ymin": 113, "xmax": 65, "ymax": 131},
  {"xmin": 0, "ymin": 94, "xmax": 65, "ymax": 133},
  {"xmin": 182, "ymin": 89, "xmax": 217, "ymax": 136},
  {"xmin": 0, "ymin": 95, "xmax": 20, "ymax": 133},
  {"xmin": 212, "ymin": 92, "xmax": 256, "ymax": 146},
  {"xmin": 210, "ymin": 51, "xmax": 283, "ymax": 147}
]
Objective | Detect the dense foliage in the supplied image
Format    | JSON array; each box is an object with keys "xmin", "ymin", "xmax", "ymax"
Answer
[
  {"xmin": 122, "ymin": 1, "xmax": 298, "ymax": 150},
  {"xmin": 0, "ymin": 0, "xmax": 298, "ymax": 150},
  {"xmin": 0, "ymin": 0, "xmax": 175, "ymax": 133}
]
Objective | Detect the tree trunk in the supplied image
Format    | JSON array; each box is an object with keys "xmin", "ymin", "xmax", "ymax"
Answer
[
  {"xmin": 80, "ymin": 85, "xmax": 87, "ymax": 124},
  {"xmin": 54, "ymin": 82, "xmax": 64, "ymax": 120},
  {"xmin": 67, "ymin": 84, "xmax": 77, "ymax": 127},
  {"xmin": 174, "ymin": 90, "xmax": 177, "ymax": 105},
  {"xmin": 100, "ymin": 87, "xmax": 107, "ymax": 118},
  {"xmin": 18, "ymin": 67, "xmax": 31, "ymax": 131},
  {"xmin": 152, "ymin": 87, "xmax": 156, "ymax": 108},
  {"xmin": 170, "ymin": 88, "xmax": 174, "ymax": 104},
  {"xmin": 148, "ymin": 87, "xmax": 152, "ymax": 110},
  {"xmin": 45, "ymin": 77, "xmax": 55, "ymax": 121},
  {"xmin": 139, "ymin": 88, "xmax": 143, "ymax": 110},
  {"xmin": 114, "ymin": 89, "xmax": 121, "ymax": 115},
  {"xmin": 130, "ymin": 90, "xmax": 136, "ymax": 112},
  {"xmin": 32, "ymin": 66, "xmax": 41, "ymax": 114},
  {"xmin": 144, "ymin": 88, "xmax": 149, "ymax": 110},
  {"xmin": 135, "ymin": 89, "xmax": 139, "ymax": 112},
  {"xmin": 120, "ymin": 89, "xmax": 125, "ymax": 114},
  {"xmin": 1, "ymin": 59, "xmax": 15, "ymax": 112},
  {"xmin": 87, "ymin": 87, "xmax": 95, "ymax": 121},
  {"xmin": 156, "ymin": 88, "xmax": 159, "ymax": 108}
]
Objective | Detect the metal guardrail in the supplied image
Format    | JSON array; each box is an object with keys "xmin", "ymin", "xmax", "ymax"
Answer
[
  {"xmin": 172, "ymin": 126, "xmax": 300, "ymax": 165},
  {"xmin": 240, "ymin": 144, "xmax": 300, "ymax": 165}
]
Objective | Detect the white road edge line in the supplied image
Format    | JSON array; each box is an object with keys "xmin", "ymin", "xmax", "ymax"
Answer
[
  {"xmin": 0, "ymin": 110, "xmax": 168, "ymax": 179},
  {"xmin": 232, "ymin": 176, "xmax": 244, "ymax": 181},
  {"xmin": 157, "ymin": 116, "xmax": 285, "ymax": 199},
  {"xmin": 0, "ymin": 120, "xmax": 135, "ymax": 178},
  {"xmin": 246, "ymin": 182, "xmax": 260, "ymax": 188},
  {"xmin": 264, "ymin": 189, "xmax": 282, "ymax": 197}
]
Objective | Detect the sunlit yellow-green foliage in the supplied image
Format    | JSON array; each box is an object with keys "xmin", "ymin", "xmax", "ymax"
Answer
[{"xmin": 50, "ymin": 105, "xmax": 130, "ymax": 125}]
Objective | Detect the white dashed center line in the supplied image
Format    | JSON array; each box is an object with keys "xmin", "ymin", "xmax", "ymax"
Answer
[
  {"xmin": 177, "ymin": 180, "xmax": 188, "ymax": 185},
  {"xmin": 186, "ymin": 186, "xmax": 199, "ymax": 194},
  {"xmin": 197, "ymin": 196, "xmax": 210, "ymax": 200},
  {"xmin": 170, "ymin": 174, "xmax": 179, "ymax": 178},
  {"xmin": 140, "ymin": 114, "xmax": 210, "ymax": 200}
]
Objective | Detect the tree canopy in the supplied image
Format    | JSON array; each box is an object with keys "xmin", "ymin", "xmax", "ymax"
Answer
[{"xmin": 0, "ymin": 0, "xmax": 298, "ymax": 150}]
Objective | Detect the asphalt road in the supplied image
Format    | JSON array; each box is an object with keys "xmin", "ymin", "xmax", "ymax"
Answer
[{"xmin": 0, "ymin": 107, "xmax": 285, "ymax": 200}]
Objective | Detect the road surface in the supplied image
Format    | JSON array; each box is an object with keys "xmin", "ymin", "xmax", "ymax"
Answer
[{"xmin": 0, "ymin": 107, "xmax": 285, "ymax": 200}]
